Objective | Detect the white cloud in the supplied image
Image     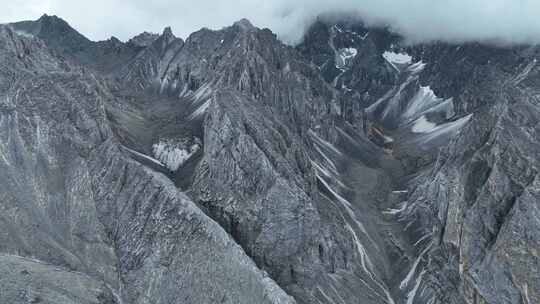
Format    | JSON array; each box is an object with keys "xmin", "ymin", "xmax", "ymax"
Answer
[{"xmin": 1, "ymin": 0, "xmax": 540, "ymax": 45}]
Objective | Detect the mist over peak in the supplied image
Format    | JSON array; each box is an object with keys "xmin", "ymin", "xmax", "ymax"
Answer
[
  {"xmin": 269, "ymin": 0, "xmax": 540, "ymax": 45},
  {"xmin": 3, "ymin": 1, "xmax": 540, "ymax": 45}
]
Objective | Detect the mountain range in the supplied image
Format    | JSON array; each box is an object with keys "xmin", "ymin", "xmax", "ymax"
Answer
[{"xmin": 0, "ymin": 13, "xmax": 538, "ymax": 304}]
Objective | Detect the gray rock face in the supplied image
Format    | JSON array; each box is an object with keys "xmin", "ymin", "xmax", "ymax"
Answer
[
  {"xmin": 299, "ymin": 19, "xmax": 540, "ymax": 304},
  {"xmin": 128, "ymin": 32, "xmax": 160, "ymax": 48},
  {"xmin": 403, "ymin": 68, "xmax": 540, "ymax": 304},
  {"xmin": 0, "ymin": 23, "xmax": 294, "ymax": 304},
  {"xmin": 90, "ymin": 141, "xmax": 296, "ymax": 304},
  {"xmin": 0, "ymin": 254, "xmax": 117, "ymax": 304},
  {"xmin": 0, "ymin": 13, "xmax": 539, "ymax": 304},
  {"xmin": 112, "ymin": 21, "xmax": 400, "ymax": 304}
]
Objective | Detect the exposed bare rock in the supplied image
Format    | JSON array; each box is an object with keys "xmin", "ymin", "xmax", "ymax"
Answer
[
  {"xmin": 0, "ymin": 22, "xmax": 295, "ymax": 304},
  {"xmin": 1, "ymin": 13, "xmax": 539, "ymax": 304}
]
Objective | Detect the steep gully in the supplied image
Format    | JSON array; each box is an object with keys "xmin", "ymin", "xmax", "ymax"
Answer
[{"xmin": 304, "ymin": 22, "xmax": 477, "ymax": 304}]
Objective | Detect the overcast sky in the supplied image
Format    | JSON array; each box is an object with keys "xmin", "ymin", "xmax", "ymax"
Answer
[{"xmin": 2, "ymin": 0, "xmax": 540, "ymax": 45}]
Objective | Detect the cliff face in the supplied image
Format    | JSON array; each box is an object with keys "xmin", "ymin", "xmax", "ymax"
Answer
[
  {"xmin": 403, "ymin": 57, "xmax": 540, "ymax": 304},
  {"xmin": 0, "ymin": 14, "xmax": 538, "ymax": 304},
  {"xmin": 0, "ymin": 21, "xmax": 294, "ymax": 304},
  {"xmin": 298, "ymin": 18, "xmax": 540, "ymax": 304}
]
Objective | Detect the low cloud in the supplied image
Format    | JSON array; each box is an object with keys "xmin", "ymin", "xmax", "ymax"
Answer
[{"xmin": 2, "ymin": 0, "xmax": 540, "ymax": 45}]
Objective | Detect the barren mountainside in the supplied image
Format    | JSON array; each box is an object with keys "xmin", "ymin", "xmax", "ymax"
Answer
[{"xmin": 0, "ymin": 14, "xmax": 538, "ymax": 304}]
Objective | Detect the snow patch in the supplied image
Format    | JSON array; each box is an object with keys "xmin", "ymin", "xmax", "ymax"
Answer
[
  {"xmin": 411, "ymin": 116, "xmax": 437, "ymax": 133},
  {"xmin": 414, "ymin": 233, "xmax": 432, "ymax": 247},
  {"xmin": 159, "ymin": 77, "xmax": 169, "ymax": 94},
  {"xmin": 193, "ymin": 83, "xmax": 213, "ymax": 101},
  {"xmin": 400, "ymin": 242, "xmax": 433, "ymax": 290},
  {"xmin": 152, "ymin": 138, "xmax": 201, "ymax": 171},
  {"xmin": 418, "ymin": 114, "xmax": 473, "ymax": 141},
  {"xmin": 383, "ymin": 134, "xmax": 394, "ymax": 143},
  {"xmin": 403, "ymin": 86, "xmax": 454, "ymax": 123},
  {"xmin": 403, "ymin": 87, "xmax": 438, "ymax": 118},
  {"xmin": 122, "ymin": 146, "xmax": 165, "ymax": 167},
  {"xmin": 309, "ymin": 130, "xmax": 343, "ymax": 156},
  {"xmin": 189, "ymin": 99, "xmax": 211, "ymax": 120},
  {"xmin": 316, "ymin": 286, "xmax": 337, "ymax": 304},
  {"xmin": 514, "ymin": 60, "xmax": 537, "ymax": 84},
  {"xmin": 408, "ymin": 61, "xmax": 426, "ymax": 74},
  {"xmin": 14, "ymin": 30, "xmax": 34, "ymax": 38},
  {"xmin": 383, "ymin": 201, "xmax": 408, "ymax": 216},
  {"xmin": 379, "ymin": 74, "xmax": 417, "ymax": 120},
  {"xmin": 179, "ymin": 84, "xmax": 190, "ymax": 97},
  {"xmin": 336, "ymin": 48, "xmax": 358, "ymax": 70},
  {"xmin": 383, "ymin": 51, "xmax": 412, "ymax": 65},
  {"xmin": 0, "ymin": 148, "xmax": 10, "ymax": 166},
  {"xmin": 358, "ymin": 32, "xmax": 369, "ymax": 40},
  {"xmin": 406, "ymin": 269, "xmax": 426, "ymax": 304}
]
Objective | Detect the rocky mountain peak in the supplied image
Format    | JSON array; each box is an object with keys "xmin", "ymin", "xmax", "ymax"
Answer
[
  {"xmin": 128, "ymin": 31, "xmax": 160, "ymax": 47},
  {"xmin": 233, "ymin": 18, "xmax": 256, "ymax": 31},
  {"xmin": 37, "ymin": 13, "xmax": 60, "ymax": 23},
  {"xmin": 23, "ymin": 14, "xmax": 92, "ymax": 55},
  {"xmin": 154, "ymin": 26, "xmax": 178, "ymax": 49},
  {"xmin": 162, "ymin": 26, "xmax": 174, "ymax": 39},
  {"xmin": 36, "ymin": 14, "xmax": 83, "ymax": 36},
  {"xmin": 108, "ymin": 36, "xmax": 121, "ymax": 44}
]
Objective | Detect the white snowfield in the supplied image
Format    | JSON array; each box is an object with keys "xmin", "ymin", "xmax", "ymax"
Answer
[
  {"xmin": 403, "ymin": 86, "xmax": 454, "ymax": 122},
  {"xmin": 13, "ymin": 29, "xmax": 34, "ymax": 38},
  {"xmin": 152, "ymin": 139, "xmax": 201, "ymax": 171},
  {"xmin": 411, "ymin": 116, "xmax": 437, "ymax": 133},
  {"xmin": 383, "ymin": 51, "xmax": 413, "ymax": 65},
  {"xmin": 188, "ymin": 99, "xmax": 212, "ymax": 120},
  {"xmin": 336, "ymin": 48, "xmax": 358, "ymax": 70},
  {"xmin": 412, "ymin": 114, "xmax": 473, "ymax": 140},
  {"xmin": 408, "ymin": 61, "xmax": 426, "ymax": 74},
  {"xmin": 122, "ymin": 146, "xmax": 165, "ymax": 167}
]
